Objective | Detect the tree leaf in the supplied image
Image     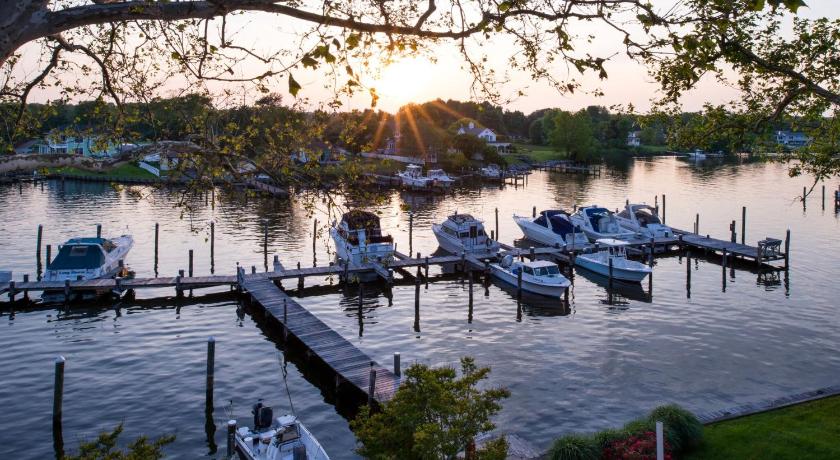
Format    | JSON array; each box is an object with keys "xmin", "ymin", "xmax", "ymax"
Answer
[{"xmin": 288, "ymin": 74, "xmax": 301, "ymax": 97}]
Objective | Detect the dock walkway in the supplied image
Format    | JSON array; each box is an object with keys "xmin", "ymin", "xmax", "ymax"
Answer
[{"xmin": 242, "ymin": 278, "xmax": 398, "ymax": 403}]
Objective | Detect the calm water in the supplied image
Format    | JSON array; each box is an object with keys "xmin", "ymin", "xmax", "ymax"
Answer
[{"xmin": 1, "ymin": 157, "xmax": 839, "ymax": 459}]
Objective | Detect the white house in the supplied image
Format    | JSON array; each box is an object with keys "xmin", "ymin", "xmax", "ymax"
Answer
[
  {"xmin": 627, "ymin": 131, "xmax": 641, "ymax": 147},
  {"xmin": 776, "ymin": 130, "xmax": 811, "ymax": 148},
  {"xmin": 457, "ymin": 122, "xmax": 497, "ymax": 143}
]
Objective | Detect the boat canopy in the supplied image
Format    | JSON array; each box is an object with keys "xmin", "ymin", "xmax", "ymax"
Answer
[
  {"xmin": 49, "ymin": 244, "xmax": 106, "ymax": 270},
  {"xmin": 584, "ymin": 207, "xmax": 612, "ymax": 232},
  {"xmin": 66, "ymin": 237, "xmax": 117, "ymax": 252},
  {"xmin": 548, "ymin": 214, "xmax": 578, "ymax": 236},
  {"xmin": 340, "ymin": 210, "xmax": 392, "ymax": 243},
  {"xmin": 446, "ymin": 213, "xmax": 479, "ymax": 225}
]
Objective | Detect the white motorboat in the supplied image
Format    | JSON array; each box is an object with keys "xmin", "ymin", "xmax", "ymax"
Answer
[
  {"xmin": 685, "ymin": 149, "xmax": 706, "ymax": 160},
  {"xmin": 513, "ymin": 210, "xmax": 589, "ymax": 249},
  {"xmin": 479, "ymin": 163, "xmax": 503, "ymax": 180},
  {"xmin": 570, "ymin": 206, "xmax": 636, "ymax": 241},
  {"xmin": 616, "ymin": 203, "xmax": 673, "ymax": 238},
  {"xmin": 234, "ymin": 402, "xmax": 329, "ymax": 460},
  {"xmin": 427, "ymin": 169, "xmax": 455, "ymax": 190},
  {"xmin": 396, "ymin": 164, "xmax": 432, "ymax": 191},
  {"xmin": 329, "ymin": 210, "xmax": 394, "ymax": 281},
  {"xmin": 574, "ymin": 240, "xmax": 651, "ymax": 282},
  {"xmin": 490, "ymin": 256, "xmax": 571, "ymax": 298},
  {"xmin": 432, "ymin": 213, "xmax": 500, "ymax": 258},
  {"xmin": 43, "ymin": 235, "xmax": 133, "ymax": 302}
]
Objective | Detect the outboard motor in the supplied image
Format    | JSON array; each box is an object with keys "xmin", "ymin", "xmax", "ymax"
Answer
[{"xmin": 252, "ymin": 402, "xmax": 274, "ymax": 430}]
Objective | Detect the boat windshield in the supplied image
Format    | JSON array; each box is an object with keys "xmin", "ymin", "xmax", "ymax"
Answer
[
  {"xmin": 533, "ymin": 265, "xmax": 560, "ymax": 276},
  {"xmin": 634, "ymin": 208, "xmax": 661, "ymax": 225},
  {"xmin": 585, "ymin": 208, "xmax": 611, "ymax": 231},
  {"xmin": 49, "ymin": 245, "xmax": 106, "ymax": 270},
  {"xmin": 548, "ymin": 215, "xmax": 576, "ymax": 236}
]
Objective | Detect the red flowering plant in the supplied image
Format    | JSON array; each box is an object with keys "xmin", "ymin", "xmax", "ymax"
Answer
[{"xmin": 602, "ymin": 431, "xmax": 672, "ymax": 460}]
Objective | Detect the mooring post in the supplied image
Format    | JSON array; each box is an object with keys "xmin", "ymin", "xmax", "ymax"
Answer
[
  {"xmin": 36, "ymin": 224, "xmax": 43, "ymax": 266},
  {"xmin": 263, "ymin": 220, "xmax": 269, "ymax": 272},
  {"xmin": 394, "ymin": 352, "xmax": 401, "ymax": 377},
  {"xmin": 96, "ymin": 224, "xmax": 101, "ymax": 239},
  {"xmin": 784, "ymin": 229, "xmax": 791, "ymax": 269},
  {"xmin": 468, "ymin": 270, "xmax": 474, "ymax": 306},
  {"xmin": 686, "ymin": 253, "xmax": 691, "ymax": 297},
  {"xmin": 8, "ymin": 281, "xmax": 15, "ymax": 304},
  {"xmin": 297, "ymin": 261, "xmax": 303, "ymax": 290},
  {"xmin": 608, "ymin": 257, "xmax": 614, "ymax": 290},
  {"xmin": 662, "ymin": 194, "xmax": 666, "ymax": 224},
  {"xmin": 283, "ymin": 298, "xmax": 287, "ymax": 323},
  {"xmin": 460, "ymin": 250, "xmax": 466, "ymax": 272},
  {"xmin": 529, "ymin": 246, "xmax": 535, "ymax": 261},
  {"xmin": 206, "ymin": 337, "xmax": 215, "ymax": 411},
  {"xmin": 649, "ymin": 237, "xmax": 655, "ymax": 267},
  {"xmin": 564, "ymin": 286, "xmax": 570, "ymax": 307},
  {"xmin": 46, "ymin": 244, "xmax": 51, "ymax": 269},
  {"xmin": 532, "ymin": 206, "xmax": 536, "ymax": 218},
  {"xmin": 188, "ymin": 250, "xmax": 194, "ymax": 277},
  {"xmin": 409, "ymin": 212, "xmax": 414, "ymax": 256},
  {"xmin": 414, "ymin": 272, "xmax": 421, "ymax": 333},
  {"xmin": 312, "ymin": 219, "xmax": 318, "ymax": 255},
  {"xmin": 154, "ymin": 223, "xmax": 159, "ymax": 275},
  {"xmin": 52, "ymin": 356, "xmax": 66, "ymax": 441},
  {"xmin": 367, "ymin": 362, "xmax": 376, "ymax": 406},
  {"xmin": 517, "ymin": 269, "xmax": 523, "ymax": 299},
  {"xmin": 695, "ymin": 213, "xmax": 700, "ymax": 234},
  {"xmin": 495, "ymin": 207, "xmax": 499, "ymax": 241},
  {"xmin": 63, "ymin": 280, "xmax": 70, "ymax": 305},
  {"xmin": 822, "ymin": 184, "xmax": 826, "ymax": 209},
  {"xmin": 803, "ymin": 186, "xmax": 807, "ymax": 206},
  {"xmin": 678, "ymin": 233, "xmax": 684, "ymax": 251},
  {"xmin": 226, "ymin": 420, "xmax": 236, "ymax": 458},
  {"xmin": 210, "ymin": 221, "xmax": 215, "ymax": 273},
  {"xmin": 730, "ymin": 220, "xmax": 736, "ymax": 243},
  {"xmin": 741, "ymin": 206, "xmax": 746, "ymax": 245},
  {"xmin": 176, "ymin": 270, "xmax": 183, "ymax": 297},
  {"xmin": 722, "ymin": 248, "xmax": 728, "ymax": 291}
]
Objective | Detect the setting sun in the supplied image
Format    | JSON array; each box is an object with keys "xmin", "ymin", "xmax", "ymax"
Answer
[{"xmin": 372, "ymin": 57, "xmax": 436, "ymax": 107}]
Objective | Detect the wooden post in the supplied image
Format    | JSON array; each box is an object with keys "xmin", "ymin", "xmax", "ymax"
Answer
[
  {"xmin": 517, "ymin": 269, "xmax": 522, "ymax": 298},
  {"xmin": 803, "ymin": 186, "xmax": 807, "ymax": 206},
  {"xmin": 468, "ymin": 270, "xmax": 474, "ymax": 307},
  {"xmin": 490, "ymin": 230, "xmax": 495, "ymax": 241},
  {"xmin": 188, "ymin": 250, "xmax": 194, "ymax": 277},
  {"xmin": 210, "ymin": 221, "xmax": 215, "ymax": 273},
  {"xmin": 36, "ymin": 224, "xmax": 43, "ymax": 266},
  {"xmin": 529, "ymin": 246, "xmax": 535, "ymax": 260},
  {"xmin": 394, "ymin": 352, "xmax": 401, "ymax": 377},
  {"xmin": 661, "ymin": 194, "xmax": 666, "ymax": 224},
  {"xmin": 226, "ymin": 420, "xmax": 236, "ymax": 458},
  {"xmin": 730, "ymin": 220, "xmax": 736, "ymax": 243},
  {"xmin": 367, "ymin": 362, "xmax": 376, "ymax": 406},
  {"xmin": 23, "ymin": 274, "xmax": 29, "ymax": 302},
  {"xmin": 8, "ymin": 281, "xmax": 15, "ymax": 303},
  {"xmin": 532, "ymin": 206, "xmax": 536, "ymax": 218},
  {"xmin": 283, "ymin": 298, "xmax": 287, "ymax": 323},
  {"xmin": 63, "ymin": 280, "xmax": 70, "ymax": 305},
  {"xmin": 722, "ymin": 248, "xmax": 728, "ymax": 291},
  {"xmin": 263, "ymin": 221, "xmax": 269, "ymax": 272},
  {"xmin": 414, "ymin": 272, "xmax": 420, "ymax": 333},
  {"xmin": 695, "ymin": 213, "xmax": 699, "ymax": 234},
  {"xmin": 312, "ymin": 219, "xmax": 318, "ymax": 254},
  {"xmin": 206, "ymin": 337, "xmax": 215, "ymax": 412},
  {"xmin": 649, "ymin": 237, "xmax": 655, "ymax": 267},
  {"xmin": 461, "ymin": 251, "xmax": 466, "ymax": 272},
  {"xmin": 176, "ymin": 270, "xmax": 183, "ymax": 297},
  {"xmin": 154, "ymin": 223, "xmax": 159, "ymax": 275},
  {"xmin": 409, "ymin": 212, "xmax": 413, "ymax": 256},
  {"xmin": 608, "ymin": 257, "xmax": 614, "ymax": 290},
  {"xmin": 494, "ymin": 207, "xmax": 499, "ymax": 241},
  {"xmin": 46, "ymin": 244, "xmax": 51, "ymax": 269},
  {"xmin": 96, "ymin": 224, "xmax": 101, "ymax": 238},
  {"xmin": 822, "ymin": 184, "xmax": 826, "ymax": 209},
  {"xmin": 686, "ymin": 254, "xmax": 691, "ymax": 298},
  {"xmin": 784, "ymin": 229, "xmax": 791, "ymax": 269},
  {"xmin": 756, "ymin": 243, "xmax": 762, "ymax": 269},
  {"xmin": 741, "ymin": 206, "xmax": 746, "ymax": 245},
  {"xmin": 297, "ymin": 261, "xmax": 303, "ymax": 290},
  {"xmin": 53, "ymin": 356, "xmax": 65, "ymax": 426}
]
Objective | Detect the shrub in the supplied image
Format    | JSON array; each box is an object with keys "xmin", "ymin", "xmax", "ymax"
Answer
[
  {"xmin": 602, "ymin": 431, "xmax": 672, "ymax": 460},
  {"xmin": 590, "ymin": 428, "xmax": 631, "ymax": 451},
  {"xmin": 647, "ymin": 404, "xmax": 704, "ymax": 453},
  {"xmin": 548, "ymin": 433, "xmax": 599, "ymax": 460}
]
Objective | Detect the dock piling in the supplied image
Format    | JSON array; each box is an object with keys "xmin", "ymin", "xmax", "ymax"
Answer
[
  {"xmin": 63, "ymin": 280, "xmax": 70, "ymax": 305},
  {"xmin": 176, "ymin": 270, "xmax": 184, "ymax": 297},
  {"xmin": 649, "ymin": 237, "xmax": 655, "ymax": 267},
  {"xmin": 532, "ymin": 206, "xmax": 536, "ymax": 218},
  {"xmin": 686, "ymin": 254, "xmax": 691, "ymax": 298},
  {"xmin": 312, "ymin": 219, "xmax": 318, "ymax": 255},
  {"xmin": 468, "ymin": 270, "xmax": 474, "ymax": 307},
  {"xmin": 722, "ymin": 248, "xmax": 728, "ymax": 291},
  {"xmin": 189, "ymin": 250, "xmax": 194, "ymax": 277},
  {"xmin": 154, "ymin": 223, "xmax": 159, "ymax": 276},
  {"xmin": 394, "ymin": 353, "xmax": 401, "ymax": 377},
  {"xmin": 263, "ymin": 221, "xmax": 269, "ymax": 272},
  {"xmin": 226, "ymin": 420, "xmax": 236, "ymax": 458},
  {"xmin": 46, "ymin": 244, "xmax": 51, "ymax": 269},
  {"xmin": 210, "ymin": 221, "xmax": 215, "ymax": 274},
  {"xmin": 414, "ymin": 270, "xmax": 421, "ymax": 332},
  {"xmin": 741, "ymin": 207, "xmax": 746, "ymax": 245},
  {"xmin": 53, "ymin": 356, "xmax": 65, "ymax": 426},
  {"xmin": 822, "ymin": 185, "xmax": 826, "ymax": 209},
  {"xmin": 96, "ymin": 224, "xmax": 101, "ymax": 239},
  {"xmin": 695, "ymin": 213, "xmax": 700, "ymax": 234},
  {"xmin": 662, "ymin": 194, "xmax": 666, "ymax": 224},
  {"xmin": 367, "ymin": 363, "xmax": 377, "ymax": 406},
  {"xmin": 495, "ymin": 208, "xmax": 499, "ymax": 241},
  {"xmin": 206, "ymin": 337, "xmax": 215, "ymax": 412},
  {"xmin": 608, "ymin": 257, "xmax": 614, "ymax": 290},
  {"xmin": 517, "ymin": 269, "xmax": 523, "ymax": 299},
  {"xmin": 36, "ymin": 224, "xmax": 43, "ymax": 267},
  {"xmin": 8, "ymin": 281, "xmax": 15, "ymax": 303},
  {"xmin": 785, "ymin": 229, "xmax": 791, "ymax": 269},
  {"xmin": 730, "ymin": 220, "xmax": 736, "ymax": 243},
  {"xmin": 409, "ymin": 212, "xmax": 414, "ymax": 256}
]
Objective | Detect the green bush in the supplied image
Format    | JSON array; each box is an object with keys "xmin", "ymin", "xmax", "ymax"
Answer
[
  {"xmin": 647, "ymin": 404, "xmax": 704, "ymax": 453},
  {"xmin": 547, "ymin": 433, "xmax": 599, "ymax": 460},
  {"xmin": 590, "ymin": 428, "xmax": 631, "ymax": 451}
]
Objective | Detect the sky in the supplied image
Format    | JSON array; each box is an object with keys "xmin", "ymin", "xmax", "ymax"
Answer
[{"xmin": 18, "ymin": 1, "xmax": 840, "ymax": 115}]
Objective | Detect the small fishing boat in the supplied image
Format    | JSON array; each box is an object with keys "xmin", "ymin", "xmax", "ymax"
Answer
[
  {"xmin": 513, "ymin": 210, "xmax": 589, "ymax": 249},
  {"xmin": 574, "ymin": 239, "xmax": 651, "ymax": 282},
  {"xmin": 427, "ymin": 169, "xmax": 455, "ymax": 190},
  {"xmin": 490, "ymin": 255, "xmax": 570, "ymax": 298},
  {"xmin": 396, "ymin": 164, "xmax": 432, "ymax": 191},
  {"xmin": 234, "ymin": 402, "xmax": 330, "ymax": 460},
  {"xmin": 43, "ymin": 235, "xmax": 133, "ymax": 302},
  {"xmin": 432, "ymin": 213, "xmax": 500, "ymax": 258},
  {"xmin": 685, "ymin": 149, "xmax": 706, "ymax": 160},
  {"xmin": 570, "ymin": 206, "xmax": 636, "ymax": 241},
  {"xmin": 479, "ymin": 163, "xmax": 503, "ymax": 180},
  {"xmin": 615, "ymin": 203, "xmax": 672, "ymax": 238},
  {"xmin": 329, "ymin": 210, "xmax": 394, "ymax": 282}
]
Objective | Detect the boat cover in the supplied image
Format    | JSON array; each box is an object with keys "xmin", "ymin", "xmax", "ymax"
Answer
[{"xmin": 49, "ymin": 244, "xmax": 106, "ymax": 270}]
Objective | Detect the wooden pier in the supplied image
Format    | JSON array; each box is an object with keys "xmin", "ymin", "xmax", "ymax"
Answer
[
  {"xmin": 242, "ymin": 278, "xmax": 399, "ymax": 403},
  {"xmin": 534, "ymin": 161, "xmax": 602, "ymax": 176}
]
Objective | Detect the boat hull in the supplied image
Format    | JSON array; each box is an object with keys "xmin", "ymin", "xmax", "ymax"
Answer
[
  {"xmin": 329, "ymin": 228, "xmax": 394, "ymax": 282},
  {"xmin": 574, "ymin": 255, "xmax": 650, "ymax": 282},
  {"xmin": 490, "ymin": 264, "xmax": 570, "ymax": 298},
  {"xmin": 432, "ymin": 225, "xmax": 499, "ymax": 259}
]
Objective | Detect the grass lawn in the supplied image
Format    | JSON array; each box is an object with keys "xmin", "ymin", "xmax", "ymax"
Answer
[
  {"xmin": 686, "ymin": 395, "xmax": 840, "ymax": 460},
  {"xmin": 47, "ymin": 163, "xmax": 158, "ymax": 180},
  {"xmin": 511, "ymin": 143, "xmax": 567, "ymax": 162}
]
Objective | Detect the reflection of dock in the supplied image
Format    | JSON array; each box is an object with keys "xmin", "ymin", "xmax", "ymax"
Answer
[{"xmin": 534, "ymin": 161, "xmax": 602, "ymax": 176}]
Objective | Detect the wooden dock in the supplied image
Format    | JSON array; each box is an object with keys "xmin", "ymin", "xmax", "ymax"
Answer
[
  {"xmin": 672, "ymin": 228, "xmax": 788, "ymax": 267},
  {"xmin": 534, "ymin": 161, "xmax": 602, "ymax": 176},
  {"xmin": 242, "ymin": 278, "xmax": 399, "ymax": 403}
]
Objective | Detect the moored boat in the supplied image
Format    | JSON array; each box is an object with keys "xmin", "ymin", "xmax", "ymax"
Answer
[
  {"xmin": 329, "ymin": 210, "xmax": 394, "ymax": 282},
  {"xmin": 234, "ymin": 402, "xmax": 330, "ymax": 460},
  {"xmin": 432, "ymin": 213, "xmax": 500, "ymax": 258},
  {"xmin": 615, "ymin": 203, "xmax": 672, "ymax": 238},
  {"xmin": 513, "ymin": 210, "xmax": 589, "ymax": 249},
  {"xmin": 396, "ymin": 164, "xmax": 433, "ymax": 191},
  {"xmin": 479, "ymin": 163, "xmax": 503, "ymax": 180},
  {"xmin": 427, "ymin": 169, "xmax": 455, "ymax": 190},
  {"xmin": 574, "ymin": 240, "xmax": 651, "ymax": 282},
  {"xmin": 490, "ymin": 256, "xmax": 570, "ymax": 298},
  {"xmin": 43, "ymin": 235, "xmax": 133, "ymax": 302},
  {"xmin": 570, "ymin": 205, "xmax": 636, "ymax": 241}
]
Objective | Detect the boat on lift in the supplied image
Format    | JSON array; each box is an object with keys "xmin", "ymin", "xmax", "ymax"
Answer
[
  {"xmin": 234, "ymin": 401, "xmax": 330, "ymax": 460},
  {"xmin": 42, "ymin": 235, "xmax": 133, "ymax": 302},
  {"xmin": 616, "ymin": 203, "xmax": 673, "ymax": 238},
  {"xmin": 513, "ymin": 210, "xmax": 589, "ymax": 249},
  {"xmin": 574, "ymin": 239, "xmax": 651, "ymax": 282},
  {"xmin": 396, "ymin": 164, "xmax": 432, "ymax": 191},
  {"xmin": 432, "ymin": 213, "xmax": 500, "ymax": 258},
  {"xmin": 570, "ymin": 205, "xmax": 636, "ymax": 241},
  {"xmin": 330, "ymin": 210, "xmax": 394, "ymax": 281},
  {"xmin": 479, "ymin": 163, "xmax": 503, "ymax": 180},
  {"xmin": 490, "ymin": 256, "xmax": 571, "ymax": 298},
  {"xmin": 427, "ymin": 169, "xmax": 456, "ymax": 190}
]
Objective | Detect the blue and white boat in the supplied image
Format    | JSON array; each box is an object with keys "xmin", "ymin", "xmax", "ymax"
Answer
[
  {"xmin": 574, "ymin": 239, "xmax": 651, "ymax": 283},
  {"xmin": 570, "ymin": 205, "xmax": 635, "ymax": 241},
  {"xmin": 432, "ymin": 213, "xmax": 500, "ymax": 258},
  {"xmin": 235, "ymin": 402, "xmax": 330, "ymax": 460},
  {"xmin": 513, "ymin": 210, "xmax": 589, "ymax": 249},
  {"xmin": 615, "ymin": 203, "xmax": 672, "ymax": 238},
  {"xmin": 490, "ymin": 256, "xmax": 571, "ymax": 298}
]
